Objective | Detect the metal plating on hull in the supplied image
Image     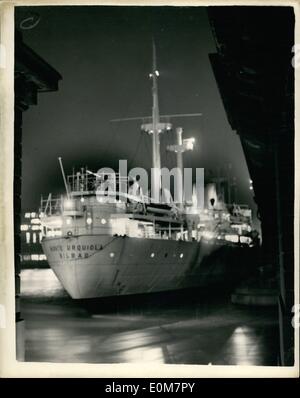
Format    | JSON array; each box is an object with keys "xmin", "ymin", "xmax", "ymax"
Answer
[{"xmin": 42, "ymin": 235, "xmax": 219, "ymax": 299}]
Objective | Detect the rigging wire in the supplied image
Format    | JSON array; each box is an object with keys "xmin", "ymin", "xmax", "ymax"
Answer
[
  {"xmin": 143, "ymin": 131, "xmax": 152, "ymax": 167},
  {"xmin": 102, "ymin": 120, "xmax": 119, "ymax": 156},
  {"xmin": 128, "ymin": 132, "xmax": 144, "ymax": 170},
  {"xmin": 165, "ymin": 129, "xmax": 175, "ymax": 170}
]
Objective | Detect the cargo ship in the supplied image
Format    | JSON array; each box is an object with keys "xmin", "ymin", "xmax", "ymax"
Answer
[{"xmin": 39, "ymin": 43, "xmax": 258, "ymax": 299}]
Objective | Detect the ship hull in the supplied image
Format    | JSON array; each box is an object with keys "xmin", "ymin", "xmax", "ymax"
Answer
[{"xmin": 42, "ymin": 235, "xmax": 256, "ymax": 299}]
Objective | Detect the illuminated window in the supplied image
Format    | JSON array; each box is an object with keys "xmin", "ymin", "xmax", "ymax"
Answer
[
  {"xmin": 240, "ymin": 236, "xmax": 252, "ymax": 245},
  {"xmin": 31, "ymin": 212, "xmax": 36, "ymax": 218},
  {"xmin": 150, "ymin": 253, "xmax": 155, "ymax": 258},
  {"xmin": 39, "ymin": 254, "xmax": 46, "ymax": 261},
  {"xmin": 32, "ymin": 233, "xmax": 36, "ymax": 243},
  {"xmin": 101, "ymin": 218, "xmax": 107, "ymax": 225},
  {"xmin": 31, "ymin": 218, "xmax": 40, "ymax": 225},
  {"xmin": 39, "ymin": 233, "xmax": 42, "ymax": 242},
  {"xmin": 32, "ymin": 225, "xmax": 41, "ymax": 231},
  {"xmin": 31, "ymin": 254, "xmax": 39, "ymax": 261},
  {"xmin": 180, "ymin": 253, "xmax": 184, "ymax": 258},
  {"xmin": 110, "ymin": 252, "xmax": 115, "ymax": 258},
  {"xmin": 21, "ymin": 225, "xmax": 29, "ymax": 231},
  {"xmin": 86, "ymin": 217, "xmax": 92, "ymax": 225},
  {"xmin": 26, "ymin": 232, "xmax": 30, "ymax": 244},
  {"xmin": 25, "ymin": 213, "xmax": 30, "ymax": 218},
  {"xmin": 23, "ymin": 255, "xmax": 31, "ymax": 261},
  {"xmin": 225, "ymin": 234, "xmax": 239, "ymax": 243}
]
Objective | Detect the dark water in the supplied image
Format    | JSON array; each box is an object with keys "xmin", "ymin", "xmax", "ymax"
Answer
[{"xmin": 21, "ymin": 269, "xmax": 280, "ymax": 365}]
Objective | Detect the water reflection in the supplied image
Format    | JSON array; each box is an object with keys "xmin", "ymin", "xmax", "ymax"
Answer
[
  {"xmin": 21, "ymin": 269, "xmax": 66, "ymax": 298},
  {"xmin": 120, "ymin": 347, "xmax": 165, "ymax": 363},
  {"xmin": 222, "ymin": 326, "xmax": 261, "ymax": 365},
  {"xmin": 21, "ymin": 269, "xmax": 279, "ymax": 365}
]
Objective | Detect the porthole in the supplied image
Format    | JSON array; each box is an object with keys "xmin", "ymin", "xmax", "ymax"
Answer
[
  {"xmin": 180, "ymin": 253, "xmax": 184, "ymax": 258},
  {"xmin": 110, "ymin": 252, "xmax": 115, "ymax": 258},
  {"xmin": 150, "ymin": 253, "xmax": 155, "ymax": 258},
  {"xmin": 101, "ymin": 218, "xmax": 107, "ymax": 225}
]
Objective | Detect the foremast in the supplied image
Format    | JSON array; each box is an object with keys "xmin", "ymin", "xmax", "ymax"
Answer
[{"xmin": 141, "ymin": 41, "xmax": 172, "ymax": 199}]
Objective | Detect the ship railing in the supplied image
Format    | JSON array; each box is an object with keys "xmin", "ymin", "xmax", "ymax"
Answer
[
  {"xmin": 60, "ymin": 223, "xmax": 186, "ymax": 241},
  {"xmin": 67, "ymin": 169, "xmax": 130, "ymax": 195},
  {"xmin": 151, "ymin": 225, "xmax": 189, "ymax": 240},
  {"xmin": 198, "ymin": 204, "xmax": 252, "ymax": 221},
  {"xmin": 40, "ymin": 194, "xmax": 63, "ymax": 216}
]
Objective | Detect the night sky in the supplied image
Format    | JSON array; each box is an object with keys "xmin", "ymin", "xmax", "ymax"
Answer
[{"xmin": 15, "ymin": 6, "xmax": 257, "ymax": 220}]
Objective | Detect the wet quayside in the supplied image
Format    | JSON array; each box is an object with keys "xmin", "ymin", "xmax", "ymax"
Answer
[{"xmin": 21, "ymin": 269, "xmax": 279, "ymax": 365}]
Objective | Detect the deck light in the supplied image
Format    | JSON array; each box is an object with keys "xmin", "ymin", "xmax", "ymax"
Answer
[
  {"xmin": 183, "ymin": 137, "xmax": 195, "ymax": 151},
  {"xmin": 64, "ymin": 199, "xmax": 74, "ymax": 209}
]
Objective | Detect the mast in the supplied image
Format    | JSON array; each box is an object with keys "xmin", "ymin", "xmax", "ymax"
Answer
[
  {"xmin": 151, "ymin": 41, "xmax": 161, "ymax": 174},
  {"xmin": 110, "ymin": 41, "xmax": 201, "ymax": 203},
  {"xmin": 141, "ymin": 41, "xmax": 172, "ymax": 201}
]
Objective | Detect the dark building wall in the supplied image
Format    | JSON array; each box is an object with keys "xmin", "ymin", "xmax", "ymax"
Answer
[
  {"xmin": 207, "ymin": 6, "xmax": 295, "ymax": 365},
  {"xmin": 14, "ymin": 30, "xmax": 61, "ymax": 360}
]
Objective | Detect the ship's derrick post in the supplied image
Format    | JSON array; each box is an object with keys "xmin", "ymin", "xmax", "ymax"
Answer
[{"xmin": 167, "ymin": 127, "xmax": 195, "ymax": 211}]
